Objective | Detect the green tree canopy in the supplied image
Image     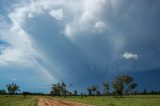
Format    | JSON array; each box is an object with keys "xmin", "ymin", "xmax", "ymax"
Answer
[{"xmin": 6, "ymin": 83, "xmax": 20, "ymax": 96}]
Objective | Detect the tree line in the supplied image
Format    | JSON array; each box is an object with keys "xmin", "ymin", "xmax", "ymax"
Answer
[
  {"xmin": 50, "ymin": 75, "xmax": 138, "ymax": 97},
  {"xmin": 0, "ymin": 75, "xmax": 160, "ymax": 96}
]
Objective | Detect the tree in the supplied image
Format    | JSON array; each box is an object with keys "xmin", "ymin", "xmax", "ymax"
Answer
[
  {"xmin": 50, "ymin": 82, "xmax": 68, "ymax": 96},
  {"xmin": 51, "ymin": 83, "xmax": 61, "ymax": 96},
  {"xmin": 61, "ymin": 82, "xmax": 67, "ymax": 96},
  {"xmin": 103, "ymin": 82, "xmax": 110, "ymax": 95},
  {"xmin": 128, "ymin": 83, "xmax": 138, "ymax": 95},
  {"xmin": 73, "ymin": 90, "xmax": 78, "ymax": 96},
  {"xmin": 92, "ymin": 85, "xmax": 98, "ymax": 95},
  {"xmin": 0, "ymin": 89, "xmax": 6, "ymax": 95},
  {"xmin": 96, "ymin": 91, "xmax": 101, "ymax": 96},
  {"xmin": 87, "ymin": 87, "xmax": 92, "ymax": 96},
  {"xmin": 87, "ymin": 85, "xmax": 98, "ymax": 96},
  {"xmin": 22, "ymin": 92, "xmax": 31, "ymax": 97},
  {"xmin": 112, "ymin": 75, "xmax": 137, "ymax": 96},
  {"xmin": 80, "ymin": 93, "xmax": 84, "ymax": 98},
  {"xmin": 121, "ymin": 75, "xmax": 134, "ymax": 95},
  {"xmin": 112, "ymin": 78, "xmax": 124, "ymax": 96},
  {"xmin": 143, "ymin": 89, "xmax": 147, "ymax": 95},
  {"xmin": 6, "ymin": 83, "xmax": 20, "ymax": 96}
]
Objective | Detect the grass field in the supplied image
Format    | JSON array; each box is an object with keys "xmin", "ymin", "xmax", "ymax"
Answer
[
  {"xmin": 49, "ymin": 95, "xmax": 160, "ymax": 106},
  {"xmin": 0, "ymin": 95, "xmax": 160, "ymax": 106},
  {"xmin": 0, "ymin": 95, "xmax": 37, "ymax": 106}
]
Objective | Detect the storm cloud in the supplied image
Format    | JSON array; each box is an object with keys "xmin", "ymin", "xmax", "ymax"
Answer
[{"xmin": 0, "ymin": 0, "xmax": 160, "ymax": 91}]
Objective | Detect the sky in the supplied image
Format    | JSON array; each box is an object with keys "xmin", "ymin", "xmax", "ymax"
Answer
[{"xmin": 0, "ymin": 0, "xmax": 160, "ymax": 93}]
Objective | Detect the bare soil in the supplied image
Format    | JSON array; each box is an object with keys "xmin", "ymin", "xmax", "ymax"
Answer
[{"xmin": 37, "ymin": 97, "xmax": 93, "ymax": 106}]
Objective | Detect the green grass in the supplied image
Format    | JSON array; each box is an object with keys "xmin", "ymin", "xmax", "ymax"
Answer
[
  {"xmin": 0, "ymin": 95, "xmax": 37, "ymax": 106},
  {"xmin": 48, "ymin": 95, "xmax": 160, "ymax": 106},
  {"xmin": 0, "ymin": 95, "xmax": 160, "ymax": 106}
]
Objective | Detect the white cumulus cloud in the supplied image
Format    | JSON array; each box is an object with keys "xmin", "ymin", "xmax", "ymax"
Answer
[
  {"xmin": 95, "ymin": 21, "xmax": 106, "ymax": 29},
  {"xmin": 49, "ymin": 9, "xmax": 64, "ymax": 20},
  {"xmin": 122, "ymin": 52, "xmax": 139, "ymax": 60}
]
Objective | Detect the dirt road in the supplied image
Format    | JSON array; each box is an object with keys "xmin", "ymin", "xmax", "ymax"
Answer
[{"xmin": 38, "ymin": 97, "xmax": 93, "ymax": 106}]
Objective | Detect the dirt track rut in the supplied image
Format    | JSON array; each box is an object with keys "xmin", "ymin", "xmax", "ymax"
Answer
[{"xmin": 38, "ymin": 97, "xmax": 93, "ymax": 106}]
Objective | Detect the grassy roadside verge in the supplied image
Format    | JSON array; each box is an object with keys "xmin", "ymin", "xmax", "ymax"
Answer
[
  {"xmin": 0, "ymin": 95, "xmax": 37, "ymax": 106},
  {"xmin": 47, "ymin": 95, "xmax": 160, "ymax": 106}
]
